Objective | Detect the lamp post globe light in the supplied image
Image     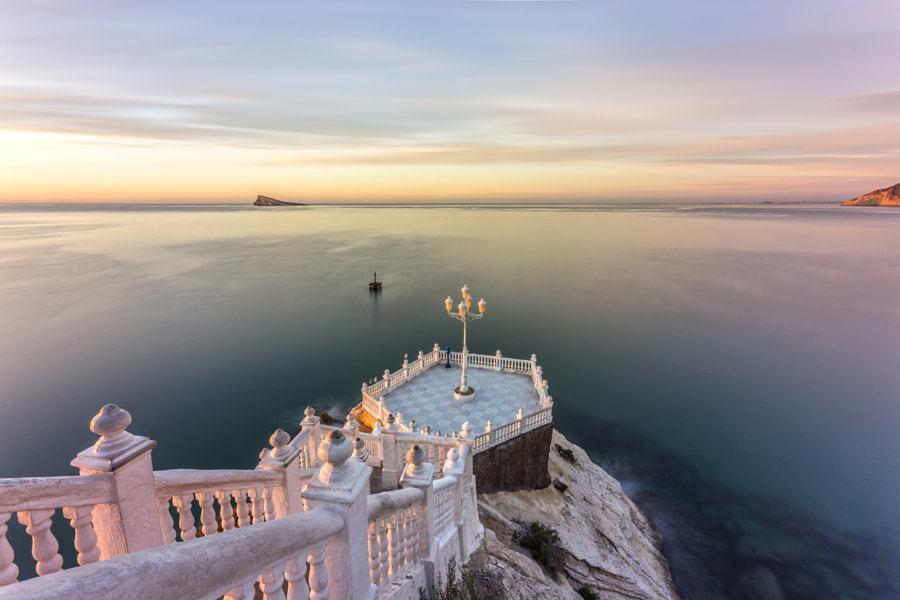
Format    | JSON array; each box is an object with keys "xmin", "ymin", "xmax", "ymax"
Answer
[{"xmin": 443, "ymin": 283, "xmax": 486, "ymax": 401}]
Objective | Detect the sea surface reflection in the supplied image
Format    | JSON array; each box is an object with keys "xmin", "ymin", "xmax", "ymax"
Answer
[{"xmin": 1, "ymin": 204, "xmax": 898, "ymax": 597}]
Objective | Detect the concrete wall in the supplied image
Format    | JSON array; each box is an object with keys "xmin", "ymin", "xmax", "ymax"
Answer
[{"xmin": 473, "ymin": 424, "xmax": 552, "ymax": 494}]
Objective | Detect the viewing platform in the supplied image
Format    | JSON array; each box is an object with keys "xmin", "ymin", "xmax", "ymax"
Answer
[
  {"xmin": 358, "ymin": 345, "xmax": 553, "ymax": 454},
  {"xmin": 0, "ymin": 341, "xmax": 555, "ymax": 599}
]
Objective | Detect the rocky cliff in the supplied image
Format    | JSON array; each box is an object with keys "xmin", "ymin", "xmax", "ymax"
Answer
[
  {"xmin": 842, "ymin": 183, "xmax": 900, "ymax": 206},
  {"xmin": 474, "ymin": 430, "xmax": 679, "ymax": 600},
  {"xmin": 253, "ymin": 195, "xmax": 305, "ymax": 206},
  {"xmin": 474, "ymin": 424, "xmax": 552, "ymax": 494}
]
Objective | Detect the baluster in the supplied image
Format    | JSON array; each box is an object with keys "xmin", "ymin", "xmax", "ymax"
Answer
[
  {"xmin": 224, "ymin": 580, "xmax": 256, "ymax": 599},
  {"xmin": 308, "ymin": 545, "xmax": 329, "ymax": 600},
  {"xmin": 259, "ymin": 562, "xmax": 287, "ymax": 600},
  {"xmin": 196, "ymin": 492, "xmax": 218, "ymax": 536},
  {"xmin": 406, "ymin": 508, "xmax": 418, "ymax": 563},
  {"xmin": 403, "ymin": 508, "xmax": 413, "ymax": 567},
  {"xmin": 396, "ymin": 510, "xmax": 407, "ymax": 569},
  {"xmin": 234, "ymin": 489, "xmax": 250, "ymax": 528},
  {"xmin": 62, "ymin": 505, "xmax": 100, "ymax": 566},
  {"xmin": 417, "ymin": 505, "xmax": 428, "ymax": 560},
  {"xmin": 262, "ymin": 486, "xmax": 277, "ymax": 522},
  {"xmin": 216, "ymin": 491, "xmax": 236, "ymax": 531},
  {"xmin": 249, "ymin": 488, "xmax": 265, "ymax": 524},
  {"xmin": 17, "ymin": 509, "xmax": 63, "ymax": 576},
  {"xmin": 156, "ymin": 497, "xmax": 177, "ymax": 544},
  {"xmin": 368, "ymin": 521, "xmax": 381, "ymax": 585},
  {"xmin": 387, "ymin": 514, "xmax": 399, "ymax": 577},
  {"xmin": 285, "ymin": 556, "xmax": 309, "ymax": 600},
  {"xmin": 378, "ymin": 517, "xmax": 389, "ymax": 583},
  {"xmin": 173, "ymin": 494, "xmax": 197, "ymax": 541},
  {"xmin": 0, "ymin": 512, "xmax": 19, "ymax": 586}
]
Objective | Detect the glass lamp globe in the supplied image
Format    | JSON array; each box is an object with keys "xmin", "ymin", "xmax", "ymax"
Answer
[
  {"xmin": 461, "ymin": 284, "xmax": 470, "ymax": 299},
  {"xmin": 478, "ymin": 298, "xmax": 486, "ymax": 313},
  {"xmin": 444, "ymin": 296, "xmax": 453, "ymax": 312},
  {"xmin": 458, "ymin": 301, "xmax": 466, "ymax": 315}
]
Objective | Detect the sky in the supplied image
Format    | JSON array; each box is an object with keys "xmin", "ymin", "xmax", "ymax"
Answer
[{"xmin": 1, "ymin": 0, "xmax": 898, "ymax": 203}]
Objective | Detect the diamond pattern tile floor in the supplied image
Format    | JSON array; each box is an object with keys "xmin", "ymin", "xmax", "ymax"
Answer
[{"xmin": 381, "ymin": 365, "xmax": 542, "ymax": 434}]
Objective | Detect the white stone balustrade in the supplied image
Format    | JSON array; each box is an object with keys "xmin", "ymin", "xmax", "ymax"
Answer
[
  {"xmin": 0, "ymin": 375, "xmax": 492, "ymax": 598},
  {"xmin": 360, "ymin": 347, "xmax": 554, "ymax": 456}
]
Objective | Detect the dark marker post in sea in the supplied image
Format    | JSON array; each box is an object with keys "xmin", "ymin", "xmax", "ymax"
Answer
[{"xmin": 369, "ymin": 272, "xmax": 382, "ymax": 291}]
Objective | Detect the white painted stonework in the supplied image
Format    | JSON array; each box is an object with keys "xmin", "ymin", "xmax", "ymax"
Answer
[{"xmin": 0, "ymin": 375, "xmax": 494, "ymax": 600}]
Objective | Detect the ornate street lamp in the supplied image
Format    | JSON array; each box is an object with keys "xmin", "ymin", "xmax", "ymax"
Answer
[{"xmin": 443, "ymin": 283, "xmax": 486, "ymax": 401}]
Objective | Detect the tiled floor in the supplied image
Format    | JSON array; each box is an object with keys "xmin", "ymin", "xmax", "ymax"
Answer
[{"xmin": 382, "ymin": 365, "xmax": 542, "ymax": 434}]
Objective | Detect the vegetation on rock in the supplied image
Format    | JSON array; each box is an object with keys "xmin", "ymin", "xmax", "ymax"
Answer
[
  {"xmin": 514, "ymin": 522, "xmax": 564, "ymax": 576},
  {"xmin": 554, "ymin": 443, "xmax": 576, "ymax": 464}
]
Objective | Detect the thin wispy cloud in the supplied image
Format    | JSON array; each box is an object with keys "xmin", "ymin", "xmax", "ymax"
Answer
[{"xmin": 0, "ymin": 0, "xmax": 898, "ymax": 202}]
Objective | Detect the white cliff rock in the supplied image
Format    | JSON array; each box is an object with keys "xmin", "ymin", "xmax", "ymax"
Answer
[{"xmin": 477, "ymin": 430, "xmax": 679, "ymax": 600}]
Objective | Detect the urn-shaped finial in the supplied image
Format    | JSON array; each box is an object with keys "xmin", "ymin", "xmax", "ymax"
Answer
[
  {"xmin": 373, "ymin": 419, "xmax": 383, "ymax": 435},
  {"xmin": 484, "ymin": 420, "xmax": 492, "ymax": 433},
  {"xmin": 351, "ymin": 436, "xmax": 369, "ymax": 463},
  {"xmin": 316, "ymin": 429, "xmax": 353, "ymax": 482},
  {"xmin": 301, "ymin": 406, "xmax": 320, "ymax": 429},
  {"xmin": 269, "ymin": 428, "xmax": 290, "ymax": 449},
  {"xmin": 91, "ymin": 403, "xmax": 131, "ymax": 437},
  {"xmin": 444, "ymin": 447, "xmax": 462, "ymax": 472},
  {"xmin": 459, "ymin": 421, "xmax": 471, "ymax": 439},
  {"xmin": 90, "ymin": 404, "xmax": 134, "ymax": 453},
  {"xmin": 406, "ymin": 444, "xmax": 425, "ymax": 469},
  {"xmin": 73, "ymin": 403, "xmax": 155, "ymax": 471}
]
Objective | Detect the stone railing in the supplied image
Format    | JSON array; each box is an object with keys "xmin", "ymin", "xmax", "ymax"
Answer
[
  {"xmin": 0, "ymin": 402, "xmax": 482, "ymax": 599},
  {"xmin": 366, "ymin": 487, "xmax": 427, "ymax": 589},
  {"xmin": 360, "ymin": 346, "xmax": 554, "ymax": 456}
]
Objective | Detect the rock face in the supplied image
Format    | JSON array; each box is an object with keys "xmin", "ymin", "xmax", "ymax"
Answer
[
  {"xmin": 253, "ymin": 195, "xmax": 305, "ymax": 206},
  {"xmin": 473, "ymin": 424, "xmax": 552, "ymax": 494},
  {"xmin": 476, "ymin": 430, "xmax": 679, "ymax": 600},
  {"xmin": 842, "ymin": 183, "xmax": 900, "ymax": 206}
]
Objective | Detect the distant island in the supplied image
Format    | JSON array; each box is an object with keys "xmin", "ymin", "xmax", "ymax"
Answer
[
  {"xmin": 253, "ymin": 195, "xmax": 305, "ymax": 206},
  {"xmin": 842, "ymin": 183, "xmax": 900, "ymax": 207}
]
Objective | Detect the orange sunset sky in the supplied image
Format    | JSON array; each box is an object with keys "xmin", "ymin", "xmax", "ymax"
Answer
[{"xmin": 1, "ymin": 1, "xmax": 899, "ymax": 203}]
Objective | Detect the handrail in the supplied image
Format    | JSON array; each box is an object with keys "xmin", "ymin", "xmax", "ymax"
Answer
[
  {"xmin": 395, "ymin": 431, "xmax": 459, "ymax": 448},
  {"xmin": 366, "ymin": 487, "xmax": 425, "ymax": 522},
  {"xmin": 0, "ymin": 474, "xmax": 115, "ymax": 512},
  {"xmin": 432, "ymin": 474, "xmax": 458, "ymax": 493},
  {"xmin": 153, "ymin": 469, "xmax": 282, "ymax": 498},
  {"xmin": 0, "ymin": 508, "xmax": 345, "ymax": 600}
]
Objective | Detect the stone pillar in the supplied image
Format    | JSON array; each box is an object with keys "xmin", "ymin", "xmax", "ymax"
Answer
[
  {"xmin": 380, "ymin": 414, "xmax": 400, "ymax": 490},
  {"xmin": 301, "ymin": 430, "xmax": 373, "ymax": 600},
  {"xmin": 300, "ymin": 406, "xmax": 321, "ymax": 466},
  {"xmin": 257, "ymin": 428, "xmax": 304, "ymax": 517},
  {"xmin": 70, "ymin": 404, "xmax": 164, "ymax": 559},
  {"xmin": 445, "ymin": 439, "xmax": 481, "ymax": 560},
  {"xmin": 400, "ymin": 445, "xmax": 436, "ymax": 585},
  {"xmin": 343, "ymin": 413, "xmax": 359, "ymax": 440}
]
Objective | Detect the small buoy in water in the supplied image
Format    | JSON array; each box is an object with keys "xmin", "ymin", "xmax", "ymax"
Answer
[{"xmin": 369, "ymin": 272, "xmax": 382, "ymax": 291}]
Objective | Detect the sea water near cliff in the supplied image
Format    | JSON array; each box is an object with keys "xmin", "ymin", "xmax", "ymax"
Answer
[{"xmin": 1, "ymin": 203, "xmax": 898, "ymax": 597}]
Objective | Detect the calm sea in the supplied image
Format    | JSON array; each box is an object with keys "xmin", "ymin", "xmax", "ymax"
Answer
[{"xmin": 1, "ymin": 204, "xmax": 898, "ymax": 598}]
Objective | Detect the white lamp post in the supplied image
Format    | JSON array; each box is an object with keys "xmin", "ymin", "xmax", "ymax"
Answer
[{"xmin": 444, "ymin": 283, "xmax": 486, "ymax": 401}]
